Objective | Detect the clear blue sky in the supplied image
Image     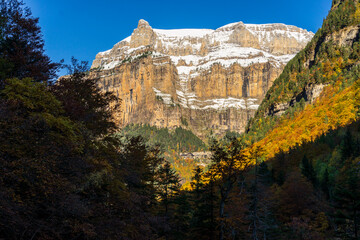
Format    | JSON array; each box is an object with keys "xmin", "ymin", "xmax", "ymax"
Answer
[{"xmin": 24, "ymin": 0, "xmax": 332, "ymax": 73}]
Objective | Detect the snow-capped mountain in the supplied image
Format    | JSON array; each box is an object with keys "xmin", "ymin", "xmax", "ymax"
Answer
[{"xmin": 90, "ymin": 19, "xmax": 313, "ymax": 137}]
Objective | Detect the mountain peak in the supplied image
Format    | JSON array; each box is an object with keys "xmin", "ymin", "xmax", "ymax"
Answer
[
  {"xmin": 91, "ymin": 20, "xmax": 313, "ymax": 136},
  {"xmin": 217, "ymin": 21, "xmax": 245, "ymax": 30},
  {"xmin": 138, "ymin": 19, "xmax": 151, "ymax": 29}
]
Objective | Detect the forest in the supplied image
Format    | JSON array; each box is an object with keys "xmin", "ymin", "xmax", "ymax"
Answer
[{"xmin": 2, "ymin": 0, "xmax": 360, "ymax": 239}]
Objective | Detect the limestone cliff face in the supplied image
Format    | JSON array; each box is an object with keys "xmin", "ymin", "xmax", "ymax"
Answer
[{"xmin": 90, "ymin": 20, "xmax": 313, "ymax": 137}]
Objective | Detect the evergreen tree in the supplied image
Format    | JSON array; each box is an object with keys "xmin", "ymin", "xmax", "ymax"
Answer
[
  {"xmin": 170, "ymin": 192, "xmax": 191, "ymax": 240},
  {"xmin": 0, "ymin": 0, "xmax": 58, "ymax": 85},
  {"xmin": 258, "ymin": 161, "xmax": 273, "ymax": 186},
  {"xmin": 301, "ymin": 155, "xmax": 317, "ymax": 186},
  {"xmin": 321, "ymin": 167, "xmax": 330, "ymax": 199},
  {"xmin": 333, "ymin": 159, "xmax": 360, "ymax": 239},
  {"xmin": 157, "ymin": 161, "xmax": 181, "ymax": 215},
  {"xmin": 340, "ymin": 128, "xmax": 353, "ymax": 161},
  {"xmin": 190, "ymin": 166, "xmax": 217, "ymax": 240}
]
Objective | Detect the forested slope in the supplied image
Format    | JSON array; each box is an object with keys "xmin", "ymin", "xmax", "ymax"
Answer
[{"xmin": 247, "ymin": 0, "xmax": 360, "ymax": 143}]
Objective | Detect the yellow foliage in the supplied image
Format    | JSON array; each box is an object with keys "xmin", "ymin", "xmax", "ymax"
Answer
[
  {"xmin": 355, "ymin": 2, "xmax": 360, "ymax": 20},
  {"xmin": 250, "ymin": 82, "xmax": 359, "ymax": 159},
  {"xmin": 181, "ymin": 182, "xmax": 193, "ymax": 191}
]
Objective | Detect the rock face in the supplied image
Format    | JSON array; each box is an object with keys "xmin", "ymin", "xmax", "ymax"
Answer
[
  {"xmin": 90, "ymin": 20, "xmax": 313, "ymax": 137},
  {"xmin": 325, "ymin": 25, "xmax": 360, "ymax": 47}
]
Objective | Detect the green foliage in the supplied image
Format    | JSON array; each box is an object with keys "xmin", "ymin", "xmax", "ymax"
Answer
[
  {"xmin": 223, "ymin": 130, "xmax": 241, "ymax": 141},
  {"xmin": 157, "ymin": 161, "xmax": 181, "ymax": 213},
  {"xmin": 264, "ymin": 119, "xmax": 360, "ymax": 239},
  {"xmin": 247, "ymin": 0, "xmax": 360, "ymax": 142},
  {"xmin": 122, "ymin": 123, "xmax": 207, "ymax": 153},
  {"xmin": 332, "ymin": 158, "xmax": 360, "ymax": 239},
  {"xmin": 0, "ymin": 77, "xmax": 86, "ymax": 239},
  {"xmin": 181, "ymin": 116, "xmax": 189, "ymax": 126},
  {"xmin": 0, "ymin": 78, "xmax": 81, "ymax": 158},
  {"xmin": 121, "ymin": 124, "xmax": 207, "ymax": 182},
  {"xmin": 0, "ymin": 76, "xmax": 177, "ymax": 239}
]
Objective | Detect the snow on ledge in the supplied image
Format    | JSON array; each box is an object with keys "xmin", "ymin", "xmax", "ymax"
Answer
[
  {"xmin": 154, "ymin": 29, "xmax": 213, "ymax": 38},
  {"xmin": 153, "ymin": 87, "xmax": 174, "ymax": 105}
]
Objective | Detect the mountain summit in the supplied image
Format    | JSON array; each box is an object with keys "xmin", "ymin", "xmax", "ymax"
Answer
[{"xmin": 90, "ymin": 20, "xmax": 313, "ymax": 137}]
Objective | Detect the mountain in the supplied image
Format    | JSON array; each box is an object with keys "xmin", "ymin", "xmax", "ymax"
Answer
[
  {"xmin": 246, "ymin": 0, "xmax": 360, "ymax": 147},
  {"xmin": 90, "ymin": 20, "xmax": 313, "ymax": 137}
]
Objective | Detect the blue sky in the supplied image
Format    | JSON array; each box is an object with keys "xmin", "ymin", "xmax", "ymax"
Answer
[{"xmin": 24, "ymin": 0, "xmax": 332, "ymax": 74}]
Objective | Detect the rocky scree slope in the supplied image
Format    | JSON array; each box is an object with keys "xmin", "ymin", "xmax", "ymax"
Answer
[{"xmin": 90, "ymin": 19, "xmax": 313, "ymax": 137}]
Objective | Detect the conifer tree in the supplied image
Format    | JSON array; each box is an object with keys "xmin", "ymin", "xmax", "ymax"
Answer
[
  {"xmin": 301, "ymin": 155, "xmax": 317, "ymax": 186},
  {"xmin": 157, "ymin": 161, "xmax": 181, "ymax": 215},
  {"xmin": 333, "ymin": 159, "xmax": 360, "ymax": 239},
  {"xmin": 190, "ymin": 166, "xmax": 217, "ymax": 240}
]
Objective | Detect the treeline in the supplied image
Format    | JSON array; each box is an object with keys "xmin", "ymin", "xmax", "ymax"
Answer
[
  {"xmin": 121, "ymin": 124, "xmax": 208, "ymax": 182},
  {"xmin": 122, "ymin": 124, "xmax": 207, "ymax": 153}
]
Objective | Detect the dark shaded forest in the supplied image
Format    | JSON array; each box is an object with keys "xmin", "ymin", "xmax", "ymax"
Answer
[{"xmin": 1, "ymin": 0, "xmax": 360, "ymax": 240}]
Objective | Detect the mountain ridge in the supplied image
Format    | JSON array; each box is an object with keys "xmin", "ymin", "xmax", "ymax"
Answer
[{"xmin": 90, "ymin": 19, "xmax": 313, "ymax": 137}]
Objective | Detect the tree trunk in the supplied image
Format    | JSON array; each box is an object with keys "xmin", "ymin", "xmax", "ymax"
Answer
[{"xmin": 219, "ymin": 197, "xmax": 225, "ymax": 240}]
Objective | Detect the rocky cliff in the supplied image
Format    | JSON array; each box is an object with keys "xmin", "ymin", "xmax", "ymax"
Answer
[{"xmin": 90, "ymin": 20, "xmax": 313, "ymax": 137}]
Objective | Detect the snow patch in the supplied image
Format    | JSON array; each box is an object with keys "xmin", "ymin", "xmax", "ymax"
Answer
[
  {"xmin": 93, "ymin": 21, "xmax": 313, "ymax": 112},
  {"xmin": 153, "ymin": 88, "xmax": 173, "ymax": 105},
  {"xmin": 154, "ymin": 29, "xmax": 213, "ymax": 38}
]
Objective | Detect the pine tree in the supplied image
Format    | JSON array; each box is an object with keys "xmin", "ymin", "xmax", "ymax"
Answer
[{"xmin": 157, "ymin": 161, "xmax": 181, "ymax": 215}]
